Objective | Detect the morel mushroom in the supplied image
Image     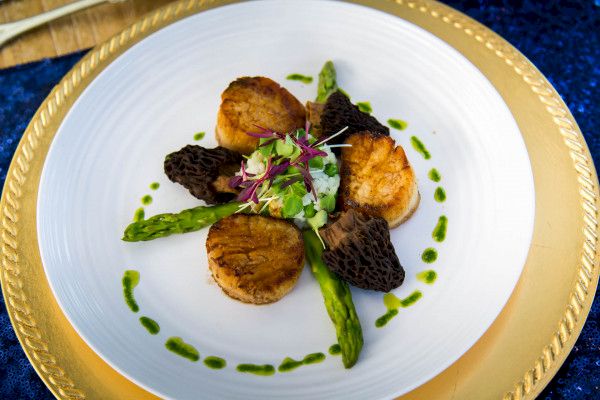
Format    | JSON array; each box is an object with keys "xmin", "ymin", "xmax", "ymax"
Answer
[
  {"xmin": 320, "ymin": 91, "xmax": 389, "ymax": 146},
  {"xmin": 164, "ymin": 145, "xmax": 242, "ymax": 204},
  {"xmin": 320, "ymin": 209, "xmax": 404, "ymax": 292}
]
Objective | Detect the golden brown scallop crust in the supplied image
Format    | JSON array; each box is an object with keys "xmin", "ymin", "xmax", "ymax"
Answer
[
  {"xmin": 216, "ymin": 77, "xmax": 306, "ymax": 154},
  {"xmin": 206, "ymin": 214, "xmax": 305, "ymax": 304},
  {"xmin": 340, "ymin": 132, "xmax": 419, "ymax": 228}
]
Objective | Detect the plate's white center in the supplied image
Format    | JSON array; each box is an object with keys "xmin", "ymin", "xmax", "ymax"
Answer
[{"xmin": 37, "ymin": 1, "xmax": 534, "ymax": 399}]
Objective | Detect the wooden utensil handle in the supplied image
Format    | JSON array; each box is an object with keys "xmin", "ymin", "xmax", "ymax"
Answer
[{"xmin": 0, "ymin": 0, "xmax": 125, "ymax": 47}]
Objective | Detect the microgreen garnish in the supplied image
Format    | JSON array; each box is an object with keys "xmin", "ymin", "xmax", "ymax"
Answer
[{"xmin": 229, "ymin": 125, "xmax": 346, "ymax": 205}]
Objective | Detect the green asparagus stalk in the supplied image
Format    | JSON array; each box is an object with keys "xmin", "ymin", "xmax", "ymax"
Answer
[
  {"xmin": 122, "ymin": 202, "xmax": 241, "ymax": 242},
  {"xmin": 302, "ymin": 230, "xmax": 363, "ymax": 368},
  {"xmin": 316, "ymin": 61, "xmax": 338, "ymax": 103}
]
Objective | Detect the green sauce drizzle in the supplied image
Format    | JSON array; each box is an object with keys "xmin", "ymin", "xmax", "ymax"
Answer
[
  {"xmin": 422, "ymin": 248, "xmax": 438, "ymax": 263},
  {"xmin": 432, "ymin": 215, "xmax": 447, "ymax": 242},
  {"xmin": 388, "ymin": 119, "xmax": 408, "ymax": 130},
  {"xmin": 383, "ymin": 292, "xmax": 401, "ymax": 309},
  {"xmin": 434, "ymin": 187, "xmax": 446, "ymax": 203},
  {"xmin": 328, "ymin": 344, "xmax": 341, "ymax": 355},
  {"xmin": 141, "ymin": 195, "xmax": 153, "ymax": 206},
  {"xmin": 357, "ymin": 102, "xmax": 372, "ymax": 113},
  {"xmin": 410, "ymin": 136, "xmax": 431, "ymax": 159},
  {"xmin": 149, "ymin": 182, "xmax": 160, "ymax": 190},
  {"xmin": 417, "ymin": 270, "xmax": 438, "ymax": 284},
  {"xmin": 122, "ymin": 270, "xmax": 140, "ymax": 312},
  {"xmin": 165, "ymin": 337, "xmax": 199, "ymax": 362},
  {"xmin": 383, "ymin": 290, "xmax": 423, "ymax": 309},
  {"xmin": 428, "ymin": 168, "xmax": 441, "ymax": 182},
  {"xmin": 399, "ymin": 290, "xmax": 423, "ymax": 307},
  {"xmin": 139, "ymin": 316, "xmax": 160, "ymax": 334},
  {"xmin": 133, "ymin": 207, "xmax": 145, "ymax": 222},
  {"xmin": 277, "ymin": 357, "xmax": 304, "ymax": 372},
  {"xmin": 377, "ymin": 290, "xmax": 423, "ymax": 327},
  {"xmin": 194, "ymin": 131, "xmax": 205, "ymax": 141},
  {"xmin": 204, "ymin": 356, "xmax": 227, "ymax": 369},
  {"xmin": 278, "ymin": 352, "xmax": 325, "ymax": 373},
  {"xmin": 375, "ymin": 309, "xmax": 398, "ymax": 328},
  {"xmin": 236, "ymin": 363, "xmax": 275, "ymax": 376},
  {"xmin": 286, "ymin": 74, "xmax": 313, "ymax": 84},
  {"xmin": 304, "ymin": 352, "xmax": 325, "ymax": 364}
]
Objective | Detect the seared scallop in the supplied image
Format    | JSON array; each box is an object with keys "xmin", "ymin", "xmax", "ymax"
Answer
[
  {"xmin": 206, "ymin": 214, "xmax": 305, "ymax": 304},
  {"xmin": 216, "ymin": 77, "xmax": 306, "ymax": 154},
  {"xmin": 340, "ymin": 132, "xmax": 419, "ymax": 228}
]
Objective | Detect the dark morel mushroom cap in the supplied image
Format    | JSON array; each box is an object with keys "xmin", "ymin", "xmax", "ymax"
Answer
[
  {"xmin": 320, "ymin": 91, "xmax": 389, "ymax": 146},
  {"xmin": 320, "ymin": 209, "xmax": 404, "ymax": 292},
  {"xmin": 164, "ymin": 145, "xmax": 242, "ymax": 204}
]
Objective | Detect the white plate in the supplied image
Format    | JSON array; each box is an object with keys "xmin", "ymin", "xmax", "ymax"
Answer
[{"xmin": 37, "ymin": 1, "xmax": 535, "ymax": 399}]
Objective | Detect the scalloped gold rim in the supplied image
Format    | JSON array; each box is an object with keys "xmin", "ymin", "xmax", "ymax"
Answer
[{"xmin": 1, "ymin": 0, "xmax": 597, "ymax": 399}]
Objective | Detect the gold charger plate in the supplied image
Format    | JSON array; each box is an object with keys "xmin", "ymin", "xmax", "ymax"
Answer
[{"xmin": 1, "ymin": 0, "xmax": 598, "ymax": 399}]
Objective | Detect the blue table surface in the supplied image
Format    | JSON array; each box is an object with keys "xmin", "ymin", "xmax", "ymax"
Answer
[{"xmin": 0, "ymin": 1, "xmax": 598, "ymax": 399}]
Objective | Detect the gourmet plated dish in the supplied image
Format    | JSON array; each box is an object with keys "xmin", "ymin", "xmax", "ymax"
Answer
[{"xmin": 122, "ymin": 61, "xmax": 421, "ymax": 369}]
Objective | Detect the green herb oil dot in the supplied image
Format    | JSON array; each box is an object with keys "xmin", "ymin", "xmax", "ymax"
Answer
[
  {"xmin": 417, "ymin": 270, "xmax": 438, "ymax": 284},
  {"xmin": 400, "ymin": 290, "xmax": 423, "ymax": 307},
  {"xmin": 133, "ymin": 207, "xmax": 145, "ymax": 222},
  {"xmin": 357, "ymin": 102, "xmax": 372, "ymax": 113},
  {"xmin": 286, "ymin": 74, "xmax": 313, "ymax": 84},
  {"xmin": 204, "ymin": 356, "xmax": 227, "ymax": 369},
  {"xmin": 329, "ymin": 344, "xmax": 341, "ymax": 355},
  {"xmin": 141, "ymin": 195, "xmax": 152, "ymax": 206},
  {"xmin": 149, "ymin": 182, "xmax": 160, "ymax": 190},
  {"xmin": 383, "ymin": 292, "xmax": 401, "ymax": 310},
  {"xmin": 122, "ymin": 270, "xmax": 140, "ymax": 312},
  {"xmin": 428, "ymin": 168, "xmax": 441, "ymax": 182},
  {"xmin": 278, "ymin": 357, "xmax": 303, "ymax": 372},
  {"xmin": 375, "ymin": 309, "xmax": 398, "ymax": 328},
  {"xmin": 303, "ymin": 352, "xmax": 325, "ymax": 365},
  {"xmin": 278, "ymin": 353, "xmax": 325, "ymax": 372},
  {"xmin": 388, "ymin": 119, "xmax": 408, "ymax": 130},
  {"xmin": 194, "ymin": 131, "xmax": 205, "ymax": 141},
  {"xmin": 422, "ymin": 248, "xmax": 438, "ymax": 263},
  {"xmin": 165, "ymin": 337, "xmax": 199, "ymax": 362},
  {"xmin": 410, "ymin": 136, "xmax": 431, "ymax": 159},
  {"xmin": 434, "ymin": 187, "xmax": 446, "ymax": 203},
  {"xmin": 236, "ymin": 363, "xmax": 275, "ymax": 376},
  {"xmin": 432, "ymin": 215, "xmax": 448, "ymax": 242},
  {"xmin": 139, "ymin": 316, "xmax": 160, "ymax": 334},
  {"xmin": 383, "ymin": 290, "xmax": 423, "ymax": 310}
]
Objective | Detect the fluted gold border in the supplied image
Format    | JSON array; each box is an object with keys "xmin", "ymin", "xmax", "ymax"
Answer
[{"xmin": 1, "ymin": 1, "xmax": 597, "ymax": 399}]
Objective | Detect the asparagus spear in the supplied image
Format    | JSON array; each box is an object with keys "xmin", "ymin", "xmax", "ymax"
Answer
[
  {"xmin": 122, "ymin": 202, "xmax": 241, "ymax": 242},
  {"xmin": 303, "ymin": 230, "xmax": 363, "ymax": 368},
  {"xmin": 316, "ymin": 61, "xmax": 338, "ymax": 103}
]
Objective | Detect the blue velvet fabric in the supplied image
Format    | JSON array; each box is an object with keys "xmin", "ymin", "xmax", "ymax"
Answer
[{"xmin": 0, "ymin": 1, "xmax": 597, "ymax": 398}]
